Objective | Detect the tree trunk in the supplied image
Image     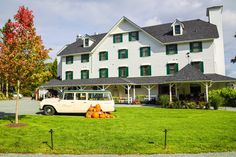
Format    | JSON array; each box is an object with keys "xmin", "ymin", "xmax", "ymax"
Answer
[
  {"xmin": 6, "ymin": 79, "xmax": 9, "ymax": 99},
  {"xmin": 15, "ymin": 80, "xmax": 20, "ymax": 124}
]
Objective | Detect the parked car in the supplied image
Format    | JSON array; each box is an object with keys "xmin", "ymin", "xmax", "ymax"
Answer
[
  {"xmin": 39, "ymin": 90, "xmax": 115, "ymax": 115},
  {"xmin": 13, "ymin": 92, "xmax": 23, "ymax": 99}
]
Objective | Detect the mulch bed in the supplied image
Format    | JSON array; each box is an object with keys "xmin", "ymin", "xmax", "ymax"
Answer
[{"xmin": 6, "ymin": 123, "xmax": 28, "ymax": 128}]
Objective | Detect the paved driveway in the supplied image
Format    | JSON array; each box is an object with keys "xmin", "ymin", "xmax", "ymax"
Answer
[{"xmin": 0, "ymin": 98, "xmax": 40, "ymax": 118}]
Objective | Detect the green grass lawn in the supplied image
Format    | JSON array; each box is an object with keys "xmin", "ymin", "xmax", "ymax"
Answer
[{"xmin": 0, "ymin": 107, "xmax": 236, "ymax": 154}]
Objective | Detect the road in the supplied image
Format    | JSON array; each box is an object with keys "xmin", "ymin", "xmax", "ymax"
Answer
[{"xmin": 0, "ymin": 98, "xmax": 40, "ymax": 118}]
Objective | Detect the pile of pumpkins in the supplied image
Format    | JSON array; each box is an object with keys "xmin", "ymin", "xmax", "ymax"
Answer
[{"xmin": 86, "ymin": 104, "xmax": 113, "ymax": 118}]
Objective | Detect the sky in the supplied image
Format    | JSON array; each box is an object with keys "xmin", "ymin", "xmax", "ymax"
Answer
[{"xmin": 0, "ymin": 0, "xmax": 235, "ymax": 77}]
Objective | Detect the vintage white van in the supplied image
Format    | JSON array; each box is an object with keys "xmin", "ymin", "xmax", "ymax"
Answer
[{"xmin": 39, "ymin": 90, "xmax": 115, "ymax": 115}]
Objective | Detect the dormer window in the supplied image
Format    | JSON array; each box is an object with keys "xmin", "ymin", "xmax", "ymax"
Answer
[
  {"xmin": 171, "ymin": 19, "xmax": 184, "ymax": 36},
  {"xmin": 175, "ymin": 25, "xmax": 181, "ymax": 35},
  {"xmin": 85, "ymin": 38, "xmax": 89, "ymax": 47}
]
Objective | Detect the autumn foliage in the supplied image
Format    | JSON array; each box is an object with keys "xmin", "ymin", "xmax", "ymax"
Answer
[{"xmin": 0, "ymin": 6, "xmax": 50, "ymax": 123}]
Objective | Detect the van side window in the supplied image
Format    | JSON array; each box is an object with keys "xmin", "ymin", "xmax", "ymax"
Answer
[
  {"xmin": 64, "ymin": 93, "xmax": 74, "ymax": 100},
  {"xmin": 88, "ymin": 93, "xmax": 111, "ymax": 101},
  {"xmin": 76, "ymin": 93, "xmax": 86, "ymax": 100}
]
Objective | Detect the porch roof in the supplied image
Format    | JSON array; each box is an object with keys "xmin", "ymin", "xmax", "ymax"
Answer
[{"xmin": 41, "ymin": 65, "xmax": 236, "ymax": 88}]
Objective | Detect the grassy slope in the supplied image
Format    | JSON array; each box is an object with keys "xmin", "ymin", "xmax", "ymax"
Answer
[{"xmin": 0, "ymin": 107, "xmax": 235, "ymax": 154}]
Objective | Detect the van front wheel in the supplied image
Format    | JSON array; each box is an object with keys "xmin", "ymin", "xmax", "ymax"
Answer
[{"xmin": 44, "ymin": 106, "xmax": 55, "ymax": 115}]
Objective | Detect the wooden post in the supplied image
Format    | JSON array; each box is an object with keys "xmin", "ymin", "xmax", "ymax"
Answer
[
  {"xmin": 205, "ymin": 83, "xmax": 209, "ymax": 102},
  {"xmin": 169, "ymin": 83, "xmax": 172, "ymax": 102},
  {"xmin": 127, "ymin": 85, "xmax": 131, "ymax": 104},
  {"xmin": 133, "ymin": 85, "xmax": 136, "ymax": 100},
  {"xmin": 156, "ymin": 84, "xmax": 159, "ymax": 99},
  {"xmin": 175, "ymin": 84, "xmax": 178, "ymax": 100},
  {"xmin": 148, "ymin": 85, "xmax": 151, "ymax": 101}
]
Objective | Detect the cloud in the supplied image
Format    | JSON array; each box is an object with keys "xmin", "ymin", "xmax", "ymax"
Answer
[{"xmin": 144, "ymin": 17, "xmax": 162, "ymax": 26}]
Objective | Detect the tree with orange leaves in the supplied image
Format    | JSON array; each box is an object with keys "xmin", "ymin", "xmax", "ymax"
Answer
[{"xmin": 0, "ymin": 6, "xmax": 50, "ymax": 124}]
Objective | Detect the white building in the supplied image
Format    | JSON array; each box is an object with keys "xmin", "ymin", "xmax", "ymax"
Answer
[{"xmin": 43, "ymin": 6, "xmax": 235, "ymax": 103}]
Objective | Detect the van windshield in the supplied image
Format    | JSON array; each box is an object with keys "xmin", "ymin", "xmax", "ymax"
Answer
[{"xmin": 88, "ymin": 92, "xmax": 111, "ymax": 101}]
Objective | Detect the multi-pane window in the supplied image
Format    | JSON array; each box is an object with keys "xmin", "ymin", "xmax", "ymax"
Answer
[
  {"xmin": 81, "ymin": 54, "xmax": 89, "ymax": 63},
  {"xmin": 166, "ymin": 63, "xmax": 178, "ymax": 75},
  {"xmin": 99, "ymin": 51, "xmax": 108, "ymax": 61},
  {"xmin": 175, "ymin": 25, "xmax": 181, "ymax": 35},
  {"xmin": 118, "ymin": 49, "xmax": 128, "ymax": 59},
  {"xmin": 81, "ymin": 70, "xmax": 89, "ymax": 79},
  {"xmin": 85, "ymin": 38, "xmax": 89, "ymax": 47},
  {"xmin": 190, "ymin": 42, "xmax": 202, "ymax": 52},
  {"xmin": 113, "ymin": 34, "xmax": 123, "ymax": 43},
  {"xmin": 140, "ymin": 47, "xmax": 151, "ymax": 57},
  {"xmin": 99, "ymin": 68, "xmax": 108, "ymax": 78},
  {"xmin": 140, "ymin": 65, "xmax": 151, "ymax": 76},
  {"xmin": 129, "ymin": 31, "xmax": 139, "ymax": 41},
  {"xmin": 191, "ymin": 61, "xmax": 204, "ymax": 73},
  {"xmin": 166, "ymin": 44, "xmax": 178, "ymax": 55},
  {"xmin": 118, "ymin": 67, "xmax": 129, "ymax": 78},
  {"xmin": 65, "ymin": 71, "xmax": 73, "ymax": 80},
  {"xmin": 66, "ymin": 56, "xmax": 73, "ymax": 64}
]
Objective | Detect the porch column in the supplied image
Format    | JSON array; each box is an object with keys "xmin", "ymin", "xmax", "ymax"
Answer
[
  {"xmin": 156, "ymin": 84, "xmax": 159, "ymax": 99},
  {"xmin": 175, "ymin": 84, "xmax": 178, "ymax": 100},
  {"xmin": 133, "ymin": 85, "xmax": 136, "ymax": 100},
  {"xmin": 127, "ymin": 85, "xmax": 131, "ymax": 104},
  {"xmin": 169, "ymin": 83, "xmax": 172, "ymax": 102},
  {"xmin": 205, "ymin": 83, "xmax": 209, "ymax": 102},
  {"xmin": 102, "ymin": 85, "xmax": 105, "ymax": 91},
  {"xmin": 148, "ymin": 86, "xmax": 151, "ymax": 101}
]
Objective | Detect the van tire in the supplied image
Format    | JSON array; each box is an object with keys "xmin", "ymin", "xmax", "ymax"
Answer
[{"xmin": 44, "ymin": 106, "xmax": 55, "ymax": 115}]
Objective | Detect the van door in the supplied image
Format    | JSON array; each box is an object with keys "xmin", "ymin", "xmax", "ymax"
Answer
[
  {"xmin": 57, "ymin": 92, "xmax": 75, "ymax": 112},
  {"xmin": 74, "ymin": 92, "xmax": 90, "ymax": 112}
]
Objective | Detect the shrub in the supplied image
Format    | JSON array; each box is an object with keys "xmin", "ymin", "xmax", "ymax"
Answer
[
  {"xmin": 0, "ymin": 92, "xmax": 6, "ymax": 100},
  {"xmin": 112, "ymin": 97, "xmax": 119, "ymax": 104},
  {"xmin": 136, "ymin": 95, "xmax": 146, "ymax": 103},
  {"xmin": 172, "ymin": 101, "xmax": 183, "ymax": 109},
  {"xmin": 220, "ymin": 88, "xmax": 236, "ymax": 107},
  {"xmin": 198, "ymin": 101, "xmax": 207, "ymax": 109},
  {"xmin": 209, "ymin": 91, "xmax": 224, "ymax": 110},
  {"xmin": 158, "ymin": 95, "xmax": 170, "ymax": 107},
  {"xmin": 186, "ymin": 101, "xmax": 197, "ymax": 109}
]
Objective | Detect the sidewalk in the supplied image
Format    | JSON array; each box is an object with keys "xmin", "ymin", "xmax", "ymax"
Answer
[{"xmin": 1, "ymin": 152, "xmax": 236, "ymax": 157}]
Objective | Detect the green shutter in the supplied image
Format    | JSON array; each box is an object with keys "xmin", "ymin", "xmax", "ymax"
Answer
[
  {"xmin": 167, "ymin": 64, "xmax": 170, "ymax": 75},
  {"xmin": 113, "ymin": 35, "xmax": 116, "ymax": 43},
  {"xmin": 148, "ymin": 65, "xmax": 151, "ymax": 75},
  {"xmin": 106, "ymin": 68, "xmax": 108, "ymax": 78},
  {"xmin": 148, "ymin": 47, "xmax": 151, "ymax": 56},
  {"xmin": 175, "ymin": 45, "xmax": 178, "ymax": 54},
  {"xmin": 126, "ymin": 67, "xmax": 129, "ymax": 77},
  {"xmin": 99, "ymin": 69, "xmax": 101, "ymax": 78},
  {"xmin": 199, "ymin": 42, "xmax": 203, "ymax": 52},
  {"xmin": 137, "ymin": 32, "xmax": 139, "ymax": 40},
  {"xmin": 87, "ymin": 70, "xmax": 89, "ymax": 79},
  {"xmin": 200, "ymin": 62, "xmax": 204, "ymax": 73},
  {"xmin": 120, "ymin": 34, "xmax": 123, "ymax": 42},
  {"xmin": 166, "ymin": 45, "xmax": 169, "ymax": 55},
  {"xmin": 140, "ymin": 48, "xmax": 143, "ymax": 57},
  {"xmin": 126, "ymin": 49, "xmax": 128, "ymax": 58},
  {"xmin": 129, "ymin": 32, "xmax": 131, "ymax": 41},
  {"xmin": 118, "ymin": 67, "xmax": 121, "ymax": 77},
  {"xmin": 140, "ymin": 66, "xmax": 144, "ymax": 76},
  {"xmin": 175, "ymin": 64, "xmax": 179, "ymax": 73},
  {"xmin": 118, "ymin": 50, "xmax": 121, "ymax": 59},
  {"xmin": 106, "ymin": 51, "xmax": 108, "ymax": 60},
  {"xmin": 190, "ymin": 43, "xmax": 193, "ymax": 52}
]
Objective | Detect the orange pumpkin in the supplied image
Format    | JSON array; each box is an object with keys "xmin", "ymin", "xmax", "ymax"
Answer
[
  {"xmin": 95, "ymin": 104, "xmax": 101, "ymax": 112},
  {"xmin": 99, "ymin": 113, "xmax": 106, "ymax": 118},
  {"xmin": 86, "ymin": 111, "xmax": 93, "ymax": 118},
  {"xmin": 92, "ymin": 112, "xmax": 99, "ymax": 118},
  {"xmin": 88, "ymin": 106, "xmax": 94, "ymax": 112}
]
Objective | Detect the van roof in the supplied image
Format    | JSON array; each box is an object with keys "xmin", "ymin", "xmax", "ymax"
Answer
[{"xmin": 63, "ymin": 90, "xmax": 111, "ymax": 93}]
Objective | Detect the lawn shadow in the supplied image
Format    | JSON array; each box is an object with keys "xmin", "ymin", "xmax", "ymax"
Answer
[
  {"xmin": 42, "ymin": 141, "xmax": 53, "ymax": 150},
  {"xmin": 0, "ymin": 112, "xmax": 26, "ymax": 123},
  {"xmin": 56, "ymin": 113, "xmax": 85, "ymax": 117}
]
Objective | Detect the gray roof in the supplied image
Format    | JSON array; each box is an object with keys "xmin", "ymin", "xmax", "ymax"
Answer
[
  {"xmin": 168, "ymin": 64, "xmax": 210, "ymax": 82},
  {"xmin": 205, "ymin": 74, "xmax": 236, "ymax": 82},
  {"xmin": 58, "ymin": 19, "xmax": 218, "ymax": 56},
  {"xmin": 142, "ymin": 19, "xmax": 218, "ymax": 43},
  {"xmin": 58, "ymin": 33, "xmax": 106, "ymax": 56}
]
